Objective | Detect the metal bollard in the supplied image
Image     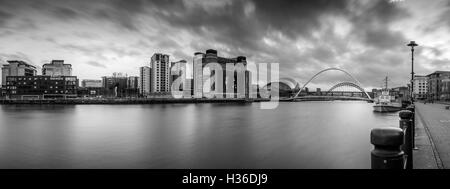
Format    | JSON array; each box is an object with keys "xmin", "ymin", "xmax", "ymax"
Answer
[
  {"xmin": 406, "ymin": 105, "xmax": 416, "ymax": 150},
  {"xmin": 399, "ymin": 110, "xmax": 413, "ymax": 169},
  {"xmin": 371, "ymin": 127, "xmax": 405, "ymax": 169}
]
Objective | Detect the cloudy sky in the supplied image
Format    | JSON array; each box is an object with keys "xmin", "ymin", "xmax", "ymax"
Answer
[{"xmin": 1, "ymin": 0, "xmax": 450, "ymax": 89}]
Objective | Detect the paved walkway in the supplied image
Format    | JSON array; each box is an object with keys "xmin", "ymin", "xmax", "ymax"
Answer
[{"xmin": 414, "ymin": 102, "xmax": 450, "ymax": 169}]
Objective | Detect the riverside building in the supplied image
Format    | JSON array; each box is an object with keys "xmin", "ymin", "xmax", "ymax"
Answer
[
  {"xmin": 81, "ymin": 79, "xmax": 102, "ymax": 88},
  {"xmin": 151, "ymin": 53, "xmax": 170, "ymax": 93},
  {"xmin": 5, "ymin": 75, "xmax": 78, "ymax": 99},
  {"xmin": 102, "ymin": 73, "xmax": 128, "ymax": 98},
  {"xmin": 42, "ymin": 60, "xmax": 72, "ymax": 76},
  {"xmin": 427, "ymin": 71, "xmax": 450, "ymax": 101},
  {"xmin": 2, "ymin": 60, "xmax": 37, "ymax": 86},
  {"xmin": 139, "ymin": 66, "xmax": 151, "ymax": 96},
  {"xmin": 413, "ymin": 75, "xmax": 428, "ymax": 100},
  {"xmin": 193, "ymin": 49, "xmax": 250, "ymax": 99}
]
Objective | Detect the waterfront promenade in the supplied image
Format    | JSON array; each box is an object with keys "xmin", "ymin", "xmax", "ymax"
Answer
[{"xmin": 414, "ymin": 102, "xmax": 450, "ymax": 169}]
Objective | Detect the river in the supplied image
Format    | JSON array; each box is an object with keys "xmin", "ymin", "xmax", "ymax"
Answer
[{"xmin": 0, "ymin": 101, "xmax": 399, "ymax": 168}]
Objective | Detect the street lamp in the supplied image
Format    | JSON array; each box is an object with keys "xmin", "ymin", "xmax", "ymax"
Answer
[{"xmin": 407, "ymin": 41, "xmax": 418, "ymax": 104}]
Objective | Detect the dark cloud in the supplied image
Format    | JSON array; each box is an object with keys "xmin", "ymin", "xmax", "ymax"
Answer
[
  {"xmin": 253, "ymin": 0, "xmax": 349, "ymax": 38},
  {"xmin": 0, "ymin": 0, "xmax": 409, "ymax": 51},
  {"xmin": 429, "ymin": 1, "xmax": 450, "ymax": 30},
  {"xmin": 51, "ymin": 6, "xmax": 78, "ymax": 20},
  {"xmin": 361, "ymin": 28, "xmax": 407, "ymax": 49},
  {"xmin": 134, "ymin": 0, "xmax": 410, "ymax": 85},
  {"xmin": 307, "ymin": 45, "xmax": 337, "ymax": 63},
  {"xmin": 88, "ymin": 0, "xmax": 151, "ymax": 31},
  {"xmin": 0, "ymin": 10, "xmax": 12, "ymax": 27},
  {"xmin": 0, "ymin": 0, "xmax": 445, "ymax": 88},
  {"xmin": 94, "ymin": 9, "xmax": 139, "ymax": 31}
]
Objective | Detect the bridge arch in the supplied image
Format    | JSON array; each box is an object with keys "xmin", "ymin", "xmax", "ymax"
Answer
[
  {"xmin": 327, "ymin": 82, "xmax": 371, "ymax": 99},
  {"xmin": 293, "ymin": 67, "xmax": 371, "ymax": 100}
]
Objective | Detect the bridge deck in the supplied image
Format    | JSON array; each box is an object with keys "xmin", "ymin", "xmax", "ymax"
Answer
[{"xmin": 288, "ymin": 95, "xmax": 374, "ymax": 102}]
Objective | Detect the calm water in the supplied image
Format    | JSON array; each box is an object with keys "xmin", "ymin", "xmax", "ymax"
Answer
[{"xmin": 0, "ymin": 101, "xmax": 399, "ymax": 168}]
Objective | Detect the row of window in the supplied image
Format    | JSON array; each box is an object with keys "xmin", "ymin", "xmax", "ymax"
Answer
[
  {"xmin": 7, "ymin": 77, "xmax": 76, "ymax": 81},
  {"xmin": 10, "ymin": 90, "xmax": 75, "ymax": 94},
  {"xmin": 6, "ymin": 81, "xmax": 77, "ymax": 85}
]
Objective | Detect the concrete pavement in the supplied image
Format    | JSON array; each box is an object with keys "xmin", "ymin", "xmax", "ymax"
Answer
[{"xmin": 414, "ymin": 102, "xmax": 450, "ymax": 169}]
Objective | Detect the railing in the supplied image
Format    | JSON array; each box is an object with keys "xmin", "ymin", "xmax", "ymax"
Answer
[{"xmin": 370, "ymin": 104, "xmax": 415, "ymax": 169}]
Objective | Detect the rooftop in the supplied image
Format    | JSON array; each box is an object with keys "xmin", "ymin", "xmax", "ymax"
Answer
[
  {"xmin": 42, "ymin": 60, "xmax": 72, "ymax": 67},
  {"xmin": 427, "ymin": 71, "xmax": 450, "ymax": 76}
]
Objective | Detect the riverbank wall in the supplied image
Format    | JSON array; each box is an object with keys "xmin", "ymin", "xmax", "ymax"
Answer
[{"xmin": 0, "ymin": 98, "xmax": 271, "ymax": 105}]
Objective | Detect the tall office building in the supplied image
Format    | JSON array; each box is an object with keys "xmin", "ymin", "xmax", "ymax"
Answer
[
  {"xmin": 42, "ymin": 60, "xmax": 72, "ymax": 76},
  {"xmin": 151, "ymin": 53, "xmax": 170, "ymax": 93},
  {"xmin": 139, "ymin": 66, "xmax": 151, "ymax": 96},
  {"xmin": 2, "ymin": 60, "xmax": 37, "ymax": 86}
]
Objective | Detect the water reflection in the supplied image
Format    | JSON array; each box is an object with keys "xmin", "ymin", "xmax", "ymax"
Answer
[{"xmin": 0, "ymin": 101, "xmax": 398, "ymax": 168}]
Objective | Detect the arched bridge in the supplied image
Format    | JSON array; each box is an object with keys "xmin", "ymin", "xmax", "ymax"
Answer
[
  {"xmin": 328, "ymin": 82, "xmax": 365, "ymax": 93},
  {"xmin": 290, "ymin": 68, "xmax": 373, "ymax": 102},
  {"xmin": 327, "ymin": 81, "xmax": 371, "ymax": 99}
]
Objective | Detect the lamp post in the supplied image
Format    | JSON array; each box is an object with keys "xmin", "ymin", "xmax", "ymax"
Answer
[{"xmin": 407, "ymin": 41, "xmax": 418, "ymax": 104}]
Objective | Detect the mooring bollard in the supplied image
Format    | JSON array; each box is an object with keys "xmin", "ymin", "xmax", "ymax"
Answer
[
  {"xmin": 399, "ymin": 110, "xmax": 413, "ymax": 169},
  {"xmin": 371, "ymin": 127, "xmax": 405, "ymax": 169},
  {"xmin": 406, "ymin": 105, "xmax": 416, "ymax": 150}
]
